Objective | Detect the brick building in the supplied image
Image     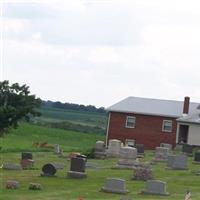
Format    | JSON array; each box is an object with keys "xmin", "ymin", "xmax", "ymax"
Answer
[{"xmin": 106, "ymin": 96, "xmax": 200, "ymax": 149}]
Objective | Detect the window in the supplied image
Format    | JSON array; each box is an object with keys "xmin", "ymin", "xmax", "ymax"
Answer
[
  {"xmin": 125, "ymin": 116, "xmax": 136, "ymax": 128},
  {"xmin": 162, "ymin": 120, "xmax": 172, "ymax": 132}
]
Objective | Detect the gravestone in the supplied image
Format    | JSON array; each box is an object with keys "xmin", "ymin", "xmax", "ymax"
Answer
[
  {"xmin": 133, "ymin": 166, "xmax": 153, "ymax": 181},
  {"xmin": 54, "ymin": 144, "xmax": 61, "ymax": 154},
  {"xmin": 114, "ymin": 146, "xmax": 138, "ymax": 169},
  {"xmin": 21, "ymin": 159, "xmax": 34, "ymax": 169},
  {"xmin": 135, "ymin": 144, "xmax": 145, "ymax": 157},
  {"xmin": 94, "ymin": 141, "xmax": 106, "ymax": 159},
  {"xmin": 160, "ymin": 143, "xmax": 172, "ymax": 151},
  {"xmin": 41, "ymin": 163, "xmax": 57, "ymax": 177},
  {"xmin": 3, "ymin": 163, "xmax": 22, "ymax": 170},
  {"xmin": 166, "ymin": 154, "xmax": 188, "ymax": 170},
  {"xmin": 154, "ymin": 147, "xmax": 169, "ymax": 161},
  {"xmin": 101, "ymin": 178, "xmax": 129, "ymax": 194},
  {"xmin": 22, "ymin": 152, "xmax": 32, "ymax": 160},
  {"xmin": 67, "ymin": 157, "xmax": 87, "ymax": 178},
  {"xmin": 6, "ymin": 180, "xmax": 19, "ymax": 189},
  {"xmin": 182, "ymin": 144, "xmax": 193, "ymax": 155},
  {"xmin": 29, "ymin": 183, "xmax": 42, "ymax": 190},
  {"xmin": 76, "ymin": 154, "xmax": 87, "ymax": 161},
  {"xmin": 142, "ymin": 180, "xmax": 169, "ymax": 195},
  {"xmin": 125, "ymin": 139, "xmax": 135, "ymax": 147},
  {"xmin": 193, "ymin": 150, "xmax": 200, "ymax": 164},
  {"xmin": 21, "ymin": 152, "xmax": 34, "ymax": 169},
  {"xmin": 106, "ymin": 139, "xmax": 122, "ymax": 158}
]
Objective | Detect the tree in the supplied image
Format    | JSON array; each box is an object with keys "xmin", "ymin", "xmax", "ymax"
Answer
[{"xmin": 0, "ymin": 80, "xmax": 41, "ymax": 136}]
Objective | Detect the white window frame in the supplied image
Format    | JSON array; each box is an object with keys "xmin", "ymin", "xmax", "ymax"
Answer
[
  {"xmin": 125, "ymin": 116, "xmax": 136, "ymax": 128},
  {"xmin": 162, "ymin": 120, "xmax": 172, "ymax": 132}
]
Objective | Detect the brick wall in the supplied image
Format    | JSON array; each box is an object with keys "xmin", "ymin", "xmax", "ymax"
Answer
[{"xmin": 107, "ymin": 112, "xmax": 177, "ymax": 149}]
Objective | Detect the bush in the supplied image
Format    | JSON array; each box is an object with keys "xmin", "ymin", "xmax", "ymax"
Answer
[{"xmin": 82, "ymin": 148, "xmax": 95, "ymax": 159}]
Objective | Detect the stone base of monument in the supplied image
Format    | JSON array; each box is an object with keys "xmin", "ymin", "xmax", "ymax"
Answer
[
  {"xmin": 137, "ymin": 153, "xmax": 144, "ymax": 158},
  {"xmin": 101, "ymin": 187, "xmax": 128, "ymax": 194},
  {"xmin": 3, "ymin": 163, "xmax": 22, "ymax": 170},
  {"xmin": 165, "ymin": 166, "xmax": 188, "ymax": 170},
  {"xmin": 40, "ymin": 173, "xmax": 57, "ymax": 177},
  {"xmin": 141, "ymin": 190, "xmax": 169, "ymax": 196},
  {"xmin": 192, "ymin": 161, "xmax": 200, "ymax": 164},
  {"xmin": 112, "ymin": 160, "xmax": 140, "ymax": 169},
  {"xmin": 67, "ymin": 171, "xmax": 87, "ymax": 178},
  {"xmin": 94, "ymin": 152, "xmax": 106, "ymax": 159}
]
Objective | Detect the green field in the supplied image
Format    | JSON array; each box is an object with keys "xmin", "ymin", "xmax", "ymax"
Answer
[
  {"xmin": 37, "ymin": 107, "xmax": 108, "ymax": 128},
  {"xmin": 0, "ymin": 123, "xmax": 104, "ymax": 153},
  {"xmin": 1, "ymin": 123, "xmax": 200, "ymax": 200}
]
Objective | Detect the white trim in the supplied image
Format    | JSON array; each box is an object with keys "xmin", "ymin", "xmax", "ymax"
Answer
[
  {"xmin": 107, "ymin": 109, "xmax": 180, "ymax": 118},
  {"xmin": 162, "ymin": 120, "xmax": 172, "ymax": 132},
  {"xmin": 105, "ymin": 112, "xmax": 111, "ymax": 147},
  {"xmin": 125, "ymin": 116, "xmax": 136, "ymax": 128}
]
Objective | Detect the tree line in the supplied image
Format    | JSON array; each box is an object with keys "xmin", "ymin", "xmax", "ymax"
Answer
[{"xmin": 42, "ymin": 100, "xmax": 106, "ymax": 113}]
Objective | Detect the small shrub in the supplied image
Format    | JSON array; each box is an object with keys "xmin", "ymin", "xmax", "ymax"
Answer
[{"xmin": 82, "ymin": 148, "xmax": 95, "ymax": 159}]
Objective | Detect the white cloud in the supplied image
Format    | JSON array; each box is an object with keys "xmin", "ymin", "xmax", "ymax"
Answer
[{"xmin": 2, "ymin": 0, "xmax": 200, "ymax": 106}]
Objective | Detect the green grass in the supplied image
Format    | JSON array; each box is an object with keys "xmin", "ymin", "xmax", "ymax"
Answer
[
  {"xmin": 1, "ymin": 152, "xmax": 200, "ymax": 200},
  {"xmin": 0, "ymin": 124, "xmax": 200, "ymax": 200},
  {"xmin": 37, "ymin": 107, "xmax": 108, "ymax": 128},
  {"xmin": 0, "ymin": 123, "xmax": 104, "ymax": 153}
]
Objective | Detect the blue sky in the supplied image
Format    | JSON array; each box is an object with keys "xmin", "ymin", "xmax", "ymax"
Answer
[{"xmin": 1, "ymin": 0, "xmax": 200, "ymax": 107}]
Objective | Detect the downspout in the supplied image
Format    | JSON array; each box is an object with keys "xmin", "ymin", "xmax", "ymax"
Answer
[{"xmin": 105, "ymin": 112, "xmax": 111, "ymax": 147}]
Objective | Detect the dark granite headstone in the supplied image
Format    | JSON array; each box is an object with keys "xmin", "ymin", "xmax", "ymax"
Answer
[
  {"xmin": 67, "ymin": 157, "xmax": 87, "ymax": 178},
  {"xmin": 194, "ymin": 151, "xmax": 200, "ymax": 163},
  {"xmin": 41, "ymin": 163, "xmax": 57, "ymax": 177},
  {"xmin": 135, "ymin": 144, "xmax": 144, "ymax": 155},
  {"xmin": 182, "ymin": 144, "xmax": 193, "ymax": 155},
  {"xmin": 70, "ymin": 157, "xmax": 86, "ymax": 172},
  {"xmin": 22, "ymin": 152, "xmax": 33, "ymax": 160}
]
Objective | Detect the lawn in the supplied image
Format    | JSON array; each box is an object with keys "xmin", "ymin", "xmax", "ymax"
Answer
[
  {"xmin": 1, "ymin": 151, "xmax": 200, "ymax": 200},
  {"xmin": 0, "ymin": 123, "xmax": 200, "ymax": 200}
]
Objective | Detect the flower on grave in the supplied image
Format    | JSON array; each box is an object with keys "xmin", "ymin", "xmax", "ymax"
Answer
[{"xmin": 6, "ymin": 183, "xmax": 16, "ymax": 189}]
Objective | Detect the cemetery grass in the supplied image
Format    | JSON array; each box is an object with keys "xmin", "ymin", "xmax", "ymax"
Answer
[
  {"xmin": 1, "ymin": 151, "xmax": 200, "ymax": 200},
  {"xmin": 1, "ymin": 124, "xmax": 200, "ymax": 199}
]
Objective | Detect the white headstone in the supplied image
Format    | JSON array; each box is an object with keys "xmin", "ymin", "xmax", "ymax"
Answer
[
  {"xmin": 154, "ymin": 147, "xmax": 169, "ymax": 161},
  {"xmin": 106, "ymin": 139, "xmax": 122, "ymax": 157}
]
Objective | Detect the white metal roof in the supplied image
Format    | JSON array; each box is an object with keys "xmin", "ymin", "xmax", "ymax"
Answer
[
  {"xmin": 107, "ymin": 96, "xmax": 200, "ymax": 118},
  {"xmin": 177, "ymin": 112, "xmax": 200, "ymax": 124}
]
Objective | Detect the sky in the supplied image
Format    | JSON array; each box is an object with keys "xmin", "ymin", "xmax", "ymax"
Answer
[{"xmin": 1, "ymin": 0, "xmax": 200, "ymax": 107}]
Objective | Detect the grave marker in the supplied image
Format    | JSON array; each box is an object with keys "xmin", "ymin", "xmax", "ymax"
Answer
[
  {"xmin": 67, "ymin": 157, "xmax": 87, "ymax": 178},
  {"xmin": 142, "ymin": 180, "xmax": 169, "ymax": 195},
  {"xmin": 101, "ymin": 178, "xmax": 129, "ymax": 194}
]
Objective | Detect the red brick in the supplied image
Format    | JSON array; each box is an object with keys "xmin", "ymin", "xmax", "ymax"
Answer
[{"xmin": 107, "ymin": 112, "xmax": 177, "ymax": 149}]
